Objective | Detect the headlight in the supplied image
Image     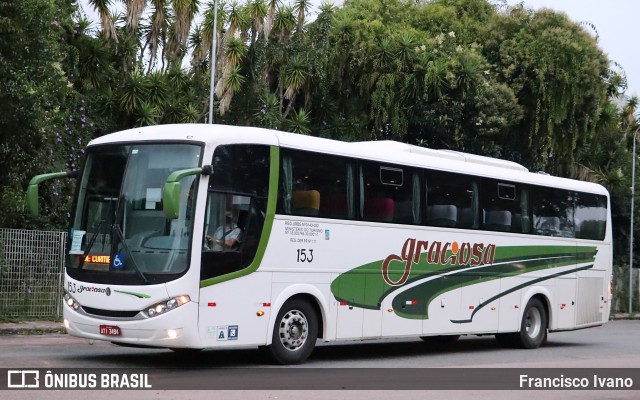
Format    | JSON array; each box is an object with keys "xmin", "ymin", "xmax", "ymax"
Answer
[
  {"xmin": 64, "ymin": 292, "xmax": 80, "ymax": 311},
  {"xmin": 143, "ymin": 295, "xmax": 190, "ymax": 318}
]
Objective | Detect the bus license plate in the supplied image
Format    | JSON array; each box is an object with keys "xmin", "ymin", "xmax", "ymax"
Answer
[{"xmin": 99, "ymin": 325, "xmax": 121, "ymax": 336}]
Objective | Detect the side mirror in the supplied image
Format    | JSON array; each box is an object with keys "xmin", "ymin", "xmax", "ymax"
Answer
[
  {"xmin": 162, "ymin": 166, "xmax": 212, "ymax": 219},
  {"xmin": 27, "ymin": 171, "xmax": 75, "ymax": 217}
]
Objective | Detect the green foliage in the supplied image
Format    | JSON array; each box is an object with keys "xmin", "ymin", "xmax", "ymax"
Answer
[
  {"xmin": 1, "ymin": 0, "xmax": 638, "ymax": 284},
  {"xmin": 0, "ymin": 0, "xmax": 100, "ymax": 229},
  {"xmin": 484, "ymin": 7, "xmax": 609, "ymax": 174},
  {"xmin": 284, "ymin": 108, "xmax": 311, "ymax": 134}
]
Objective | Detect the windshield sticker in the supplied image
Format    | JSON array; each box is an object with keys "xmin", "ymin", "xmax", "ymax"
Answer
[
  {"xmin": 145, "ymin": 188, "xmax": 161, "ymax": 210},
  {"xmin": 70, "ymin": 230, "xmax": 86, "ymax": 255},
  {"xmin": 112, "ymin": 252, "xmax": 125, "ymax": 270}
]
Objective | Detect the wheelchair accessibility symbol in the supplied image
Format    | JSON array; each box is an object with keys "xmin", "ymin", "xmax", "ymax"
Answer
[{"xmin": 112, "ymin": 252, "xmax": 124, "ymax": 270}]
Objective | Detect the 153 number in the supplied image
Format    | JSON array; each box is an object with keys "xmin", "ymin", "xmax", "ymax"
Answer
[{"xmin": 296, "ymin": 249, "xmax": 314, "ymax": 263}]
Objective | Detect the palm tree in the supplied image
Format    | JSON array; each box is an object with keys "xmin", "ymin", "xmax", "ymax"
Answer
[
  {"xmin": 281, "ymin": 54, "xmax": 308, "ymax": 100},
  {"xmin": 272, "ymin": 5, "xmax": 295, "ymax": 41},
  {"xmin": 147, "ymin": 71, "xmax": 169, "ymax": 106},
  {"xmin": 200, "ymin": 1, "xmax": 228, "ymax": 70},
  {"xmin": 135, "ymin": 103, "xmax": 161, "ymax": 126},
  {"xmin": 189, "ymin": 25, "xmax": 207, "ymax": 71},
  {"xmin": 215, "ymin": 36, "xmax": 248, "ymax": 115},
  {"xmin": 263, "ymin": 0, "xmax": 280, "ymax": 38},
  {"xmin": 225, "ymin": 1, "xmax": 248, "ymax": 41},
  {"xmin": 146, "ymin": 0, "xmax": 170, "ymax": 72},
  {"xmin": 167, "ymin": 0, "xmax": 201, "ymax": 67},
  {"xmin": 124, "ymin": 0, "xmax": 147, "ymax": 33},
  {"xmin": 284, "ymin": 108, "xmax": 311, "ymax": 134},
  {"xmin": 87, "ymin": 0, "xmax": 118, "ymax": 42},
  {"xmin": 622, "ymin": 96, "xmax": 639, "ymax": 131},
  {"xmin": 218, "ymin": 66, "xmax": 246, "ymax": 115},
  {"xmin": 246, "ymin": 0, "xmax": 267, "ymax": 44},
  {"xmin": 77, "ymin": 34, "xmax": 114, "ymax": 88},
  {"xmin": 292, "ymin": 0, "xmax": 311, "ymax": 34},
  {"xmin": 120, "ymin": 69, "xmax": 150, "ymax": 115}
]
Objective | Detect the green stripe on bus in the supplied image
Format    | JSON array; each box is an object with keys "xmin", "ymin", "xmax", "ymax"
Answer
[
  {"xmin": 331, "ymin": 245, "xmax": 598, "ymax": 312},
  {"xmin": 392, "ymin": 260, "xmax": 594, "ymax": 320},
  {"xmin": 199, "ymin": 145, "xmax": 280, "ymax": 288},
  {"xmin": 114, "ymin": 290, "xmax": 151, "ymax": 299},
  {"xmin": 448, "ymin": 264, "xmax": 593, "ymax": 324}
]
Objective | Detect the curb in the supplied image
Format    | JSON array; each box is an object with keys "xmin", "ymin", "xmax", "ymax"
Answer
[
  {"xmin": 610, "ymin": 314, "xmax": 640, "ymax": 320},
  {"xmin": 0, "ymin": 322, "xmax": 66, "ymax": 336}
]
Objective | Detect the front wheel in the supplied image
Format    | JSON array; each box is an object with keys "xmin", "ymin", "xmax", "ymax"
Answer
[{"xmin": 266, "ymin": 298, "xmax": 318, "ymax": 365}]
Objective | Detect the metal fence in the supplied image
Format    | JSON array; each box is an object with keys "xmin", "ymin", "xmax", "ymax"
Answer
[{"xmin": 0, "ymin": 229, "xmax": 67, "ymax": 319}]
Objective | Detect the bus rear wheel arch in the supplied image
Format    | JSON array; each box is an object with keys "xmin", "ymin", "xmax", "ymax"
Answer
[{"xmin": 265, "ymin": 297, "xmax": 319, "ymax": 364}]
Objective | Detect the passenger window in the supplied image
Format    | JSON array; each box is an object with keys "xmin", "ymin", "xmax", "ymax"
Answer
[
  {"xmin": 279, "ymin": 150, "xmax": 355, "ymax": 219},
  {"xmin": 426, "ymin": 171, "xmax": 478, "ymax": 229},
  {"xmin": 481, "ymin": 180, "xmax": 529, "ymax": 233},
  {"xmin": 360, "ymin": 162, "xmax": 421, "ymax": 224},
  {"xmin": 575, "ymin": 193, "xmax": 607, "ymax": 240},
  {"xmin": 532, "ymin": 188, "xmax": 574, "ymax": 237}
]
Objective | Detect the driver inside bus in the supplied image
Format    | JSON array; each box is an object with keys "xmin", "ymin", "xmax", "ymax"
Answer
[{"xmin": 205, "ymin": 210, "xmax": 242, "ymax": 251}]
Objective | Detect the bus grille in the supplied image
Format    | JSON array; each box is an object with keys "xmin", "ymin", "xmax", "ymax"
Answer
[{"xmin": 81, "ymin": 306, "xmax": 140, "ymax": 319}]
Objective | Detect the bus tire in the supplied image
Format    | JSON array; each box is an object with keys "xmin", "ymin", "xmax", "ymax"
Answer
[
  {"xmin": 515, "ymin": 297, "xmax": 548, "ymax": 349},
  {"xmin": 266, "ymin": 298, "xmax": 318, "ymax": 365}
]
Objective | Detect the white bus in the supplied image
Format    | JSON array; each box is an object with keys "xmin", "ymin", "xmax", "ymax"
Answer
[{"xmin": 28, "ymin": 124, "xmax": 612, "ymax": 364}]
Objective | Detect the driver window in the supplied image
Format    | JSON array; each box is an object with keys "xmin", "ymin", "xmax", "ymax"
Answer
[
  {"xmin": 200, "ymin": 144, "xmax": 270, "ymax": 280},
  {"xmin": 203, "ymin": 193, "xmax": 250, "ymax": 252}
]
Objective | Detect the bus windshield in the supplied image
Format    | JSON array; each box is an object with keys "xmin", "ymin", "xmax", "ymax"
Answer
[{"xmin": 67, "ymin": 143, "xmax": 202, "ymax": 285}]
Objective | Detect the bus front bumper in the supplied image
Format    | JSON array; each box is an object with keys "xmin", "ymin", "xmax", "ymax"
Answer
[{"xmin": 63, "ymin": 301, "xmax": 201, "ymax": 349}]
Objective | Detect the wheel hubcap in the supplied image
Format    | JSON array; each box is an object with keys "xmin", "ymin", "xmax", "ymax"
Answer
[
  {"xmin": 524, "ymin": 307, "xmax": 542, "ymax": 339},
  {"xmin": 279, "ymin": 310, "xmax": 308, "ymax": 351}
]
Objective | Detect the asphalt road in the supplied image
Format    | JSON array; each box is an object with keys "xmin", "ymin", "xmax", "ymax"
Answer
[{"xmin": 2, "ymin": 320, "xmax": 639, "ymax": 399}]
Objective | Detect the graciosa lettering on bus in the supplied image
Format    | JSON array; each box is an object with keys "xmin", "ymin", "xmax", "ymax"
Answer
[{"xmin": 382, "ymin": 238, "xmax": 496, "ymax": 286}]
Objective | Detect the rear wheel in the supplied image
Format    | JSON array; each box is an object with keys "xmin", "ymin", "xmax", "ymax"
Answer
[
  {"xmin": 495, "ymin": 297, "xmax": 547, "ymax": 349},
  {"xmin": 266, "ymin": 298, "xmax": 318, "ymax": 365},
  {"xmin": 517, "ymin": 297, "xmax": 548, "ymax": 349}
]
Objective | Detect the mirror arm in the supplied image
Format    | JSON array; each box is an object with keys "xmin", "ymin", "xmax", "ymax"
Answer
[{"xmin": 27, "ymin": 171, "xmax": 77, "ymax": 217}]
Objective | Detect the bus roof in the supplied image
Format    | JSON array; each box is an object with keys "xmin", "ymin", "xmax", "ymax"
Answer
[{"xmin": 88, "ymin": 124, "xmax": 609, "ymax": 196}]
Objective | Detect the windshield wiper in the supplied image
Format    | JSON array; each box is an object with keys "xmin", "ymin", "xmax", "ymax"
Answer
[
  {"xmin": 112, "ymin": 224, "xmax": 149, "ymax": 284},
  {"xmin": 77, "ymin": 220, "xmax": 105, "ymax": 270}
]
